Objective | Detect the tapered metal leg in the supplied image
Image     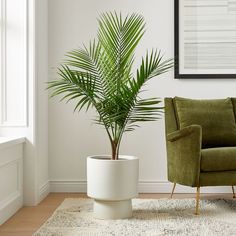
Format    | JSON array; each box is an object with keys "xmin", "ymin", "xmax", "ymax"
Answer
[
  {"xmin": 170, "ymin": 183, "xmax": 176, "ymax": 199},
  {"xmin": 195, "ymin": 186, "xmax": 200, "ymax": 215},
  {"xmin": 232, "ymin": 186, "xmax": 236, "ymax": 199}
]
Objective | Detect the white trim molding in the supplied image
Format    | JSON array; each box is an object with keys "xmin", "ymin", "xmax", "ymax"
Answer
[
  {"xmin": 50, "ymin": 180, "xmax": 234, "ymax": 194},
  {"xmin": 50, "ymin": 180, "xmax": 87, "ymax": 193},
  {"xmin": 0, "ymin": 191, "xmax": 22, "ymax": 225},
  {"xmin": 0, "ymin": 143, "xmax": 23, "ymax": 225},
  {"xmin": 38, "ymin": 180, "xmax": 50, "ymax": 203}
]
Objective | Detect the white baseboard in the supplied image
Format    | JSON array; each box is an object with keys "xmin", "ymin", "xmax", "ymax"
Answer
[
  {"xmin": 0, "ymin": 192, "xmax": 23, "ymax": 225},
  {"xmin": 38, "ymin": 180, "xmax": 50, "ymax": 203},
  {"xmin": 50, "ymin": 180, "xmax": 234, "ymax": 194},
  {"xmin": 50, "ymin": 180, "xmax": 86, "ymax": 192}
]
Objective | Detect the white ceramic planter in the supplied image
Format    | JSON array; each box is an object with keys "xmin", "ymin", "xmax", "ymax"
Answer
[{"xmin": 87, "ymin": 155, "xmax": 139, "ymax": 219}]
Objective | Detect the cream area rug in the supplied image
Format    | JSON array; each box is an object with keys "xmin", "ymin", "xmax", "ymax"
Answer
[{"xmin": 33, "ymin": 198, "xmax": 236, "ymax": 236}]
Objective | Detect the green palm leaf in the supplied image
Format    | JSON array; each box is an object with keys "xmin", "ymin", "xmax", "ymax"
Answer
[{"xmin": 48, "ymin": 12, "xmax": 173, "ymax": 160}]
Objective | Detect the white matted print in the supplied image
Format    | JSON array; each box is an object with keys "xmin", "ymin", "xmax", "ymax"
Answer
[{"xmin": 175, "ymin": 0, "xmax": 236, "ymax": 78}]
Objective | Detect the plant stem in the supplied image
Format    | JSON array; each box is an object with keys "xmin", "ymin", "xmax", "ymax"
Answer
[{"xmin": 111, "ymin": 141, "xmax": 118, "ymax": 160}]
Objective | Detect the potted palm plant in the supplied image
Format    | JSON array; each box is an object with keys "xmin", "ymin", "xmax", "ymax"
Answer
[{"xmin": 48, "ymin": 12, "xmax": 173, "ymax": 219}]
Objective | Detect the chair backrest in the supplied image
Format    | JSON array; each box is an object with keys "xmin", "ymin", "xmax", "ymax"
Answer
[
  {"xmin": 165, "ymin": 97, "xmax": 236, "ymax": 148},
  {"xmin": 232, "ymin": 98, "xmax": 236, "ymax": 116},
  {"xmin": 164, "ymin": 98, "xmax": 178, "ymax": 135}
]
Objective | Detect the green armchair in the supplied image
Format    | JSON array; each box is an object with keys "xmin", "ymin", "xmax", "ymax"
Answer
[{"xmin": 165, "ymin": 97, "xmax": 236, "ymax": 215}]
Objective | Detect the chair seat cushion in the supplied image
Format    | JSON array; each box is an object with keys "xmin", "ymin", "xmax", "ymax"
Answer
[{"xmin": 201, "ymin": 147, "xmax": 236, "ymax": 171}]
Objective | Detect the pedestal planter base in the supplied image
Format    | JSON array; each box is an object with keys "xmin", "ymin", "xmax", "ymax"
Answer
[
  {"xmin": 93, "ymin": 199, "xmax": 132, "ymax": 219},
  {"xmin": 87, "ymin": 155, "xmax": 139, "ymax": 219}
]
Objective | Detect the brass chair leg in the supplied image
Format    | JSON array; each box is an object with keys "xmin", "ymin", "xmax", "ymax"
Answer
[
  {"xmin": 170, "ymin": 183, "xmax": 176, "ymax": 199},
  {"xmin": 232, "ymin": 186, "xmax": 236, "ymax": 199},
  {"xmin": 195, "ymin": 186, "xmax": 200, "ymax": 215}
]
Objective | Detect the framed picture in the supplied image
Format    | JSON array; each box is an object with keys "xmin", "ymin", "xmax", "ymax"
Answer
[{"xmin": 174, "ymin": 0, "xmax": 236, "ymax": 79}]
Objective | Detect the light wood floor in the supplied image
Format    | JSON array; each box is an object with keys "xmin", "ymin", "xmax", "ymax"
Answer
[{"xmin": 0, "ymin": 193, "xmax": 233, "ymax": 236}]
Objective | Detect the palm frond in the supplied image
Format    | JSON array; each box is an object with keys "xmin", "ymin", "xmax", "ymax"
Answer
[
  {"xmin": 47, "ymin": 12, "xmax": 173, "ymax": 160},
  {"xmin": 107, "ymin": 50, "xmax": 173, "ymax": 134},
  {"xmin": 48, "ymin": 65, "xmax": 101, "ymax": 111},
  {"xmin": 98, "ymin": 12, "xmax": 145, "ymax": 94}
]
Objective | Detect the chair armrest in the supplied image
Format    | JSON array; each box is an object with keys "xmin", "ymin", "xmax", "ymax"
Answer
[
  {"xmin": 167, "ymin": 125, "xmax": 201, "ymax": 142},
  {"xmin": 166, "ymin": 125, "xmax": 202, "ymax": 187}
]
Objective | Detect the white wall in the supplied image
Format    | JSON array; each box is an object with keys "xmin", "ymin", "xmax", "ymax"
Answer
[{"xmin": 48, "ymin": 0, "xmax": 236, "ymax": 193}]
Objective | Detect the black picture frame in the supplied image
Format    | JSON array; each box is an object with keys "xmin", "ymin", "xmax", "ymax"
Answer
[{"xmin": 174, "ymin": 0, "xmax": 236, "ymax": 79}]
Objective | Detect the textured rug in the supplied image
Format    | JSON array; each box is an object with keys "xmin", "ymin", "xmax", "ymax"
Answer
[{"xmin": 33, "ymin": 198, "xmax": 236, "ymax": 236}]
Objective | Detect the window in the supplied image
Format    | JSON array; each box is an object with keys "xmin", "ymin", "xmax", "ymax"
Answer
[{"xmin": 0, "ymin": 0, "xmax": 27, "ymax": 126}]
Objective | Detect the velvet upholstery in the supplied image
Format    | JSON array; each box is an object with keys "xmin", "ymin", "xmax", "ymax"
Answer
[
  {"xmin": 174, "ymin": 97, "xmax": 236, "ymax": 148},
  {"xmin": 201, "ymin": 147, "xmax": 236, "ymax": 172},
  {"xmin": 167, "ymin": 125, "xmax": 202, "ymax": 187},
  {"xmin": 231, "ymin": 98, "xmax": 236, "ymax": 119},
  {"xmin": 200, "ymin": 171, "xmax": 236, "ymax": 186},
  {"xmin": 165, "ymin": 97, "xmax": 236, "ymax": 188},
  {"xmin": 164, "ymin": 98, "xmax": 178, "ymax": 134}
]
